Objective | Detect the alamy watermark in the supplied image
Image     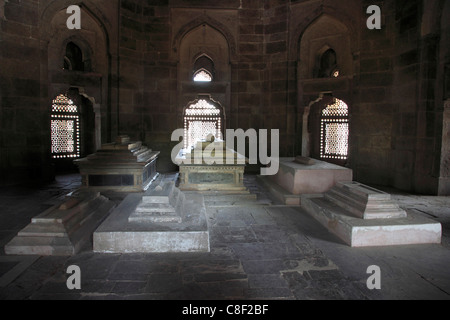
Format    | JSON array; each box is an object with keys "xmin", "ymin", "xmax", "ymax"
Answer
[
  {"xmin": 366, "ymin": 265, "xmax": 381, "ymax": 290},
  {"xmin": 66, "ymin": 5, "xmax": 81, "ymax": 30},
  {"xmin": 66, "ymin": 265, "xmax": 81, "ymax": 290},
  {"xmin": 66, "ymin": 4, "xmax": 382, "ymax": 31},
  {"xmin": 367, "ymin": 5, "xmax": 382, "ymax": 30},
  {"xmin": 171, "ymin": 129, "xmax": 280, "ymax": 176}
]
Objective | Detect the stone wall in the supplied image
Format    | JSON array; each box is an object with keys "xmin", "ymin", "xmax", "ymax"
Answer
[
  {"xmin": 0, "ymin": 0, "xmax": 448, "ymax": 195},
  {"xmin": 0, "ymin": 0, "xmax": 47, "ymax": 183}
]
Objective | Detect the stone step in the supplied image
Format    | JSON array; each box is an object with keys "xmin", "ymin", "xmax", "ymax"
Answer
[
  {"xmin": 142, "ymin": 182, "xmax": 175, "ymax": 204},
  {"xmin": 5, "ymin": 192, "xmax": 116, "ymax": 256},
  {"xmin": 32, "ymin": 192, "xmax": 101, "ymax": 224},
  {"xmin": 94, "ymin": 191, "xmax": 209, "ymax": 253},
  {"xmin": 134, "ymin": 202, "xmax": 176, "ymax": 214},
  {"xmin": 18, "ymin": 223, "xmax": 68, "ymax": 238},
  {"xmin": 325, "ymin": 190, "xmax": 406, "ymax": 220},
  {"xmin": 135, "ymin": 148, "xmax": 154, "ymax": 161},
  {"xmin": 64, "ymin": 196, "xmax": 112, "ymax": 232},
  {"xmin": 4, "ymin": 236, "xmax": 75, "ymax": 256},
  {"xmin": 337, "ymin": 181, "xmax": 392, "ymax": 200},
  {"xmin": 128, "ymin": 212, "xmax": 182, "ymax": 223},
  {"xmin": 204, "ymin": 200, "xmax": 270, "ymax": 207},
  {"xmin": 133, "ymin": 146, "xmax": 149, "ymax": 155},
  {"xmin": 68, "ymin": 198, "xmax": 116, "ymax": 253},
  {"xmin": 202, "ymin": 194, "xmax": 258, "ymax": 202},
  {"xmin": 324, "ymin": 182, "xmax": 407, "ymax": 220},
  {"xmin": 142, "ymin": 196, "xmax": 169, "ymax": 204},
  {"xmin": 256, "ymin": 175, "xmax": 301, "ymax": 205}
]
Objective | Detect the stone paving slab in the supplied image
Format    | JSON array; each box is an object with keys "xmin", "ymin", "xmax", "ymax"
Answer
[{"xmin": 0, "ymin": 173, "xmax": 449, "ymax": 300}]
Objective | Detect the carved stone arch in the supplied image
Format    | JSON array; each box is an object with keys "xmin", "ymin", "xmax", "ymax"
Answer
[
  {"xmin": 289, "ymin": 6, "xmax": 358, "ymax": 62},
  {"xmin": 314, "ymin": 45, "xmax": 337, "ymax": 78},
  {"xmin": 40, "ymin": 0, "xmax": 112, "ymax": 47},
  {"xmin": 295, "ymin": 12, "xmax": 356, "ymax": 80},
  {"xmin": 42, "ymin": 1, "xmax": 114, "ymax": 146},
  {"xmin": 60, "ymin": 36, "xmax": 94, "ymax": 71},
  {"xmin": 172, "ymin": 15, "xmax": 237, "ymax": 62},
  {"xmin": 192, "ymin": 54, "xmax": 215, "ymax": 80}
]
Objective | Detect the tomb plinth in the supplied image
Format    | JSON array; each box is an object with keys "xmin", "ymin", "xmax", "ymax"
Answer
[
  {"xmin": 174, "ymin": 140, "xmax": 248, "ymax": 192},
  {"xmin": 94, "ymin": 180, "xmax": 210, "ymax": 253},
  {"xmin": 74, "ymin": 136, "xmax": 160, "ymax": 192},
  {"xmin": 5, "ymin": 190, "xmax": 116, "ymax": 256},
  {"xmin": 302, "ymin": 181, "xmax": 442, "ymax": 247},
  {"xmin": 258, "ymin": 157, "xmax": 353, "ymax": 205}
]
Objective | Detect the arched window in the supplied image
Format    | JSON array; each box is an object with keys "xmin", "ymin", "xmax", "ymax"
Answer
[
  {"xmin": 51, "ymin": 94, "xmax": 80, "ymax": 159},
  {"xmin": 320, "ymin": 98, "xmax": 349, "ymax": 161},
  {"xmin": 318, "ymin": 48, "xmax": 339, "ymax": 78},
  {"xmin": 193, "ymin": 69, "xmax": 213, "ymax": 82},
  {"xmin": 193, "ymin": 55, "xmax": 214, "ymax": 82},
  {"xmin": 184, "ymin": 97, "xmax": 223, "ymax": 150},
  {"xmin": 64, "ymin": 42, "xmax": 84, "ymax": 71}
]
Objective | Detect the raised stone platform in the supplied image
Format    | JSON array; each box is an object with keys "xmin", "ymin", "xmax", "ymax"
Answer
[
  {"xmin": 93, "ymin": 181, "xmax": 209, "ymax": 253},
  {"xmin": 302, "ymin": 181, "xmax": 442, "ymax": 247},
  {"xmin": 75, "ymin": 135, "xmax": 160, "ymax": 192},
  {"xmin": 259, "ymin": 157, "xmax": 353, "ymax": 205},
  {"xmin": 5, "ymin": 191, "xmax": 116, "ymax": 256}
]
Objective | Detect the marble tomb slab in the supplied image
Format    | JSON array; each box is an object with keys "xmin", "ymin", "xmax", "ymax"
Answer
[{"xmin": 93, "ymin": 182, "xmax": 209, "ymax": 253}]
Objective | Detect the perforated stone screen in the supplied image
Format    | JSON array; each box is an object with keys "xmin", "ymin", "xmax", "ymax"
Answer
[
  {"xmin": 51, "ymin": 95, "xmax": 80, "ymax": 159},
  {"xmin": 320, "ymin": 99, "xmax": 349, "ymax": 160},
  {"xmin": 184, "ymin": 99, "xmax": 222, "ymax": 149}
]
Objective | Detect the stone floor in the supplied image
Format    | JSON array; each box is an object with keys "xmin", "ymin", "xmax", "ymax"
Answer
[{"xmin": 0, "ymin": 173, "xmax": 449, "ymax": 300}]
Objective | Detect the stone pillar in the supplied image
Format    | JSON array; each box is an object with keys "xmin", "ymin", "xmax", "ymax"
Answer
[
  {"xmin": 94, "ymin": 103, "xmax": 102, "ymax": 151},
  {"xmin": 439, "ymin": 99, "xmax": 450, "ymax": 195}
]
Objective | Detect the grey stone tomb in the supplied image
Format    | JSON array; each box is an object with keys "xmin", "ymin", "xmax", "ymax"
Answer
[
  {"xmin": 93, "ymin": 180, "xmax": 210, "ymax": 253},
  {"xmin": 302, "ymin": 181, "xmax": 442, "ymax": 247},
  {"xmin": 5, "ymin": 190, "xmax": 116, "ymax": 256},
  {"xmin": 75, "ymin": 135, "xmax": 160, "ymax": 192}
]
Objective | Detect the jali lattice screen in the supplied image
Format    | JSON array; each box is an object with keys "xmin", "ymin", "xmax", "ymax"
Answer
[
  {"xmin": 320, "ymin": 98, "xmax": 349, "ymax": 160},
  {"xmin": 51, "ymin": 94, "xmax": 80, "ymax": 159},
  {"xmin": 184, "ymin": 99, "xmax": 222, "ymax": 149}
]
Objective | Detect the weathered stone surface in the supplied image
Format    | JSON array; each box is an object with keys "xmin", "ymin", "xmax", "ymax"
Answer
[
  {"xmin": 301, "ymin": 183, "xmax": 442, "ymax": 247},
  {"xmin": 175, "ymin": 141, "xmax": 248, "ymax": 192},
  {"xmin": 324, "ymin": 181, "xmax": 407, "ymax": 220},
  {"xmin": 4, "ymin": 191, "xmax": 116, "ymax": 256},
  {"xmin": 293, "ymin": 156, "xmax": 316, "ymax": 165},
  {"xmin": 270, "ymin": 158, "xmax": 353, "ymax": 195},
  {"xmin": 93, "ymin": 182, "xmax": 210, "ymax": 253},
  {"xmin": 75, "ymin": 136, "xmax": 160, "ymax": 192},
  {"xmin": 259, "ymin": 157, "xmax": 353, "ymax": 205}
]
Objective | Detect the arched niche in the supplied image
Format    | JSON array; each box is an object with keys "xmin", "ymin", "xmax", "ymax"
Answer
[
  {"xmin": 298, "ymin": 15, "xmax": 353, "ymax": 80},
  {"xmin": 302, "ymin": 93, "xmax": 350, "ymax": 167},
  {"xmin": 177, "ymin": 23, "xmax": 232, "ymax": 132},
  {"xmin": 178, "ymin": 23, "xmax": 230, "ymax": 83},
  {"xmin": 47, "ymin": 8, "xmax": 107, "ymax": 77},
  {"xmin": 44, "ymin": 5, "xmax": 110, "ymax": 153}
]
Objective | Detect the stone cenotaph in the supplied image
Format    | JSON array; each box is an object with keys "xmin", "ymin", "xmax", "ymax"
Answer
[
  {"xmin": 75, "ymin": 135, "xmax": 160, "ymax": 192},
  {"xmin": 174, "ymin": 136, "xmax": 248, "ymax": 193}
]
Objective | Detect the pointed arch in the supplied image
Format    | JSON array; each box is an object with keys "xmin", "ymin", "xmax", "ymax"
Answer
[
  {"xmin": 172, "ymin": 15, "xmax": 237, "ymax": 62},
  {"xmin": 289, "ymin": 6, "xmax": 358, "ymax": 62}
]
